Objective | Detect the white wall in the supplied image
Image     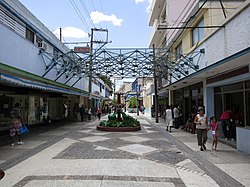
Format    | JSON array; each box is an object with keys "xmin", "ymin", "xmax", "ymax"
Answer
[
  {"xmin": 4, "ymin": 0, "xmax": 68, "ymax": 53},
  {"xmin": 204, "ymin": 5, "xmax": 250, "ymax": 67},
  {"xmin": 0, "ymin": 23, "xmax": 91, "ymax": 92},
  {"xmin": 170, "ymin": 5, "xmax": 250, "ymax": 83},
  {"xmin": 0, "ymin": 0, "xmax": 112, "ymax": 97}
]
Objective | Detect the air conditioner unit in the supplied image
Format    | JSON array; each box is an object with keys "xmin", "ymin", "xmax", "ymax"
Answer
[{"xmin": 38, "ymin": 41, "xmax": 47, "ymax": 51}]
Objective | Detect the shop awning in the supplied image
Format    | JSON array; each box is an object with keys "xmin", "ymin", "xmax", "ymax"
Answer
[{"xmin": 0, "ymin": 73, "xmax": 88, "ymax": 96}]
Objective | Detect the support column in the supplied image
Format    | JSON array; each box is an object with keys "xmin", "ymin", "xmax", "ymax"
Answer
[
  {"xmin": 88, "ymin": 28, "xmax": 94, "ymax": 120},
  {"xmin": 153, "ymin": 44, "xmax": 159, "ymax": 123},
  {"xmin": 136, "ymin": 80, "xmax": 139, "ymax": 116},
  {"xmin": 203, "ymin": 79, "xmax": 214, "ymax": 117},
  {"xmin": 169, "ymin": 90, "xmax": 174, "ymax": 106}
]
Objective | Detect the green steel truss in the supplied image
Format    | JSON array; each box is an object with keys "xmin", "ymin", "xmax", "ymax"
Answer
[{"xmin": 39, "ymin": 47, "xmax": 205, "ymax": 86}]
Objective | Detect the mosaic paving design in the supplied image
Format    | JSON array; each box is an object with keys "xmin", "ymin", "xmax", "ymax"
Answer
[{"xmin": 1, "ymin": 115, "xmax": 232, "ymax": 187}]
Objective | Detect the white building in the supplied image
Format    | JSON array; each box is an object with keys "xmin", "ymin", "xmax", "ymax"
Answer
[
  {"xmin": 149, "ymin": 0, "xmax": 250, "ymax": 153},
  {"xmin": 0, "ymin": 0, "xmax": 111, "ymax": 127}
]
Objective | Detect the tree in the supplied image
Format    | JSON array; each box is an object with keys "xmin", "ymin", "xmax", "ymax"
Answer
[
  {"xmin": 99, "ymin": 75, "xmax": 113, "ymax": 89},
  {"xmin": 128, "ymin": 97, "xmax": 138, "ymax": 108},
  {"xmin": 111, "ymin": 98, "xmax": 117, "ymax": 105}
]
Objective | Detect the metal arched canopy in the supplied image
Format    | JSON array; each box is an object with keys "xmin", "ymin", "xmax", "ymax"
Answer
[
  {"xmin": 39, "ymin": 46, "xmax": 204, "ymax": 86},
  {"xmin": 85, "ymin": 48, "xmax": 156, "ymax": 78}
]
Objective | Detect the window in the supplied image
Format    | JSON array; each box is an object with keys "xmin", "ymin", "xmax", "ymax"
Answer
[
  {"xmin": 192, "ymin": 18, "xmax": 205, "ymax": 46},
  {"xmin": 36, "ymin": 36, "xmax": 42, "ymax": 47},
  {"xmin": 223, "ymin": 83, "xmax": 243, "ymax": 92},
  {"xmin": 246, "ymin": 80, "xmax": 250, "ymax": 89},
  {"xmin": 0, "ymin": 5, "xmax": 26, "ymax": 37},
  {"xmin": 175, "ymin": 42, "xmax": 182, "ymax": 60},
  {"xmin": 26, "ymin": 27, "xmax": 34, "ymax": 43},
  {"xmin": 214, "ymin": 87, "xmax": 222, "ymax": 93},
  {"xmin": 53, "ymin": 48, "xmax": 59, "ymax": 58},
  {"xmin": 99, "ymin": 83, "xmax": 102, "ymax": 93}
]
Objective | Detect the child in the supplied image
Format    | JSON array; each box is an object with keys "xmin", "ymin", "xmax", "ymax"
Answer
[{"xmin": 210, "ymin": 116, "xmax": 219, "ymax": 150}]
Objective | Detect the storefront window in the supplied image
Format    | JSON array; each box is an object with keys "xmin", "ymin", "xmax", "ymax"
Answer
[
  {"xmin": 0, "ymin": 95, "xmax": 13, "ymax": 129},
  {"xmin": 214, "ymin": 83, "xmax": 246, "ymax": 127},
  {"xmin": 223, "ymin": 83, "xmax": 243, "ymax": 92},
  {"xmin": 214, "ymin": 87, "xmax": 222, "ymax": 93},
  {"xmin": 28, "ymin": 96, "xmax": 41, "ymax": 124},
  {"xmin": 173, "ymin": 89, "xmax": 183, "ymax": 105},
  {"xmin": 49, "ymin": 97, "xmax": 64, "ymax": 120},
  {"xmin": 214, "ymin": 94, "xmax": 223, "ymax": 120},
  {"xmin": 246, "ymin": 81, "xmax": 250, "ymax": 89}
]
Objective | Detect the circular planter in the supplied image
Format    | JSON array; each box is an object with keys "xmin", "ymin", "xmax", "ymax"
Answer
[{"xmin": 96, "ymin": 125, "xmax": 141, "ymax": 132}]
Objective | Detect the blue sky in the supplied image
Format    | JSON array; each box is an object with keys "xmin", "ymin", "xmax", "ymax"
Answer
[{"xmin": 19, "ymin": 0, "xmax": 152, "ymax": 49}]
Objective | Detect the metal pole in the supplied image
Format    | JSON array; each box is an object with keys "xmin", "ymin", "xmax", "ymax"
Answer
[
  {"xmin": 136, "ymin": 78, "xmax": 139, "ymax": 116},
  {"xmin": 219, "ymin": 0, "xmax": 227, "ymax": 18},
  {"xmin": 153, "ymin": 44, "xmax": 159, "ymax": 123},
  {"xmin": 60, "ymin": 28, "xmax": 62, "ymax": 42},
  {"xmin": 88, "ymin": 28, "xmax": 94, "ymax": 116},
  {"xmin": 113, "ymin": 79, "xmax": 116, "ymax": 100}
]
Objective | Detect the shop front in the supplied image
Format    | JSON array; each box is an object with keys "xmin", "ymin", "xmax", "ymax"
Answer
[
  {"xmin": 205, "ymin": 65, "xmax": 250, "ymax": 153},
  {"xmin": 209, "ymin": 80, "xmax": 250, "ymax": 153},
  {"xmin": 172, "ymin": 82, "xmax": 203, "ymax": 126},
  {"xmin": 0, "ymin": 85, "xmax": 70, "ymax": 131},
  {"xmin": 0, "ymin": 71, "xmax": 89, "ymax": 131}
]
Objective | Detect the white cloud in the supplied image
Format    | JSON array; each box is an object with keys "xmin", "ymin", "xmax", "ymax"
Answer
[
  {"xmin": 134, "ymin": 0, "xmax": 153, "ymax": 13},
  {"xmin": 146, "ymin": 0, "xmax": 153, "ymax": 13},
  {"xmin": 135, "ymin": 0, "xmax": 146, "ymax": 4},
  {"xmin": 53, "ymin": 27, "xmax": 88, "ymax": 39},
  {"xmin": 90, "ymin": 11, "xmax": 123, "ymax": 26}
]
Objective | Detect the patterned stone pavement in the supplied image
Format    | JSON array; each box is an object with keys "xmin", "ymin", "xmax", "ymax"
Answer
[{"xmin": 0, "ymin": 113, "xmax": 249, "ymax": 187}]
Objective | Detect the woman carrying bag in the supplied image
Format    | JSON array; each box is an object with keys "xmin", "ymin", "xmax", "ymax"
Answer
[
  {"xmin": 10, "ymin": 103, "xmax": 24, "ymax": 146},
  {"xmin": 194, "ymin": 107, "xmax": 208, "ymax": 151}
]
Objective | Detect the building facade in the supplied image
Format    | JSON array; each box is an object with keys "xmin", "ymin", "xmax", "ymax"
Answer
[
  {"xmin": 0, "ymin": 0, "xmax": 111, "ymax": 130},
  {"xmin": 149, "ymin": 0, "xmax": 250, "ymax": 153}
]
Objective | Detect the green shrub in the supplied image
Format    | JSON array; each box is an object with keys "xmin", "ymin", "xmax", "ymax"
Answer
[
  {"xmin": 100, "ymin": 112, "xmax": 140, "ymax": 127},
  {"xmin": 108, "ymin": 113, "xmax": 116, "ymax": 120}
]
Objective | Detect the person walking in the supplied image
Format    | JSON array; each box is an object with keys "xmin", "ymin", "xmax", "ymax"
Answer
[
  {"xmin": 10, "ymin": 103, "xmax": 24, "ymax": 146},
  {"xmin": 88, "ymin": 108, "xmax": 92, "ymax": 121},
  {"xmin": 97, "ymin": 107, "xmax": 102, "ymax": 120},
  {"xmin": 220, "ymin": 109, "xmax": 233, "ymax": 140},
  {"xmin": 79, "ymin": 105, "xmax": 85, "ymax": 122},
  {"xmin": 173, "ymin": 105, "xmax": 180, "ymax": 129},
  {"xmin": 142, "ymin": 105, "xmax": 145, "ymax": 114},
  {"xmin": 194, "ymin": 107, "xmax": 208, "ymax": 151},
  {"xmin": 166, "ymin": 105, "xmax": 173, "ymax": 132},
  {"xmin": 210, "ymin": 116, "xmax": 219, "ymax": 150}
]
